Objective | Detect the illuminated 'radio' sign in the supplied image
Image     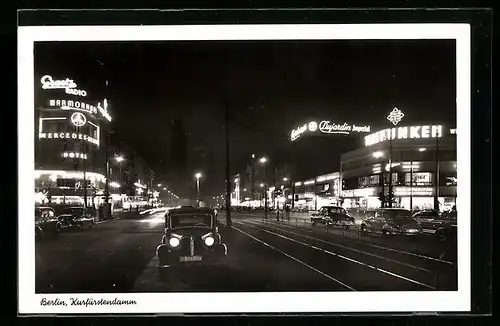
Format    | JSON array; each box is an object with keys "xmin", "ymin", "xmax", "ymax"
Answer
[
  {"xmin": 364, "ymin": 125, "xmax": 443, "ymax": 147},
  {"xmin": 41, "ymin": 75, "xmax": 87, "ymax": 97}
]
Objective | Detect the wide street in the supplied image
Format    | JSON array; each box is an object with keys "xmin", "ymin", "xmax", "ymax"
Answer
[{"xmin": 35, "ymin": 210, "xmax": 457, "ymax": 293}]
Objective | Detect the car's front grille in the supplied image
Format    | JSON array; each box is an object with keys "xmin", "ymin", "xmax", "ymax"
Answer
[{"xmin": 178, "ymin": 236, "xmax": 206, "ymax": 256}]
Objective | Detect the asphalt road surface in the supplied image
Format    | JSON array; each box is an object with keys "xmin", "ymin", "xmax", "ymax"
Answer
[{"xmin": 35, "ymin": 211, "xmax": 457, "ymax": 293}]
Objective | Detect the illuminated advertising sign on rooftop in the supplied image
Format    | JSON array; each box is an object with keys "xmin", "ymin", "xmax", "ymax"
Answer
[
  {"xmin": 290, "ymin": 120, "xmax": 371, "ymax": 141},
  {"xmin": 364, "ymin": 125, "xmax": 443, "ymax": 147}
]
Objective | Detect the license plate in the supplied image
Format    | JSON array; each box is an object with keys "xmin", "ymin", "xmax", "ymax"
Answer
[{"xmin": 180, "ymin": 256, "xmax": 202, "ymax": 262}]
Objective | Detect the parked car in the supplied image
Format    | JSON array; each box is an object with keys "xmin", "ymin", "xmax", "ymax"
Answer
[
  {"xmin": 360, "ymin": 208, "xmax": 422, "ymax": 236},
  {"xmin": 413, "ymin": 209, "xmax": 457, "ymax": 241},
  {"xmin": 412, "ymin": 209, "xmax": 441, "ymax": 220},
  {"xmin": 57, "ymin": 206, "xmax": 95, "ymax": 230},
  {"xmin": 311, "ymin": 206, "xmax": 355, "ymax": 229},
  {"xmin": 156, "ymin": 207, "xmax": 227, "ymax": 277},
  {"xmin": 35, "ymin": 207, "xmax": 62, "ymax": 240}
]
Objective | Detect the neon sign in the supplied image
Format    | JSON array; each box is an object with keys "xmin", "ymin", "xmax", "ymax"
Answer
[
  {"xmin": 319, "ymin": 121, "xmax": 371, "ymax": 134},
  {"xmin": 65, "ymin": 87, "xmax": 87, "ymax": 97},
  {"xmin": 291, "ymin": 124, "xmax": 307, "ymax": 141},
  {"xmin": 39, "ymin": 132, "xmax": 99, "ymax": 146},
  {"xmin": 41, "ymin": 75, "xmax": 77, "ymax": 89},
  {"xmin": 62, "ymin": 152, "xmax": 88, "ymax": 159},
  {"xmin": 70, "ymin": 112, "xmax": 87, "ymax": 127},
  {"xmin": 308, "ymin": 121, "xmax": 318, "ymax": 131},
  {"xmin": 41, "ymin": 75, "xmax": 88, "ymax": 97},
  {"xmin": 97, "ymin": 99, "xmax": 112, "ymax": 122},
  {"xmin": 364, "ymin": 125, "xmax": 443, "ymax": 147},
  {"xmin": 49, "ymin": 99, "xmax": 98, "ymax": 114},
  {"xmin": 49, "ymin": 98, "xmax": 112, "ymax": 122},
  {"xmin": 290, "ymin": 120, "xmax": 371, "ymax": 141},
  {"xmin": 387, "ymin": 107, "xmax": 405, "ymax": 126}
]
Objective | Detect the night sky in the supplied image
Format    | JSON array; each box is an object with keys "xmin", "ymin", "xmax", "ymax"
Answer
[{"xmin": 34, "ymin": 40, "xmax": 456, "ymax": 198}]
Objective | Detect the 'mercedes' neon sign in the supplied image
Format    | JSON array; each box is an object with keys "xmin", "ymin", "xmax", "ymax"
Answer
[
  {"xmin": 39, "ymin": 132, "xmax": 99, "ymax": 146},
  {"xmin": 364, "ymin": 125, "xmax": 443, "ymax": 147},
  {"xmin": 290, "ymin": 120, "xmax": 371, "ymax": 141}
]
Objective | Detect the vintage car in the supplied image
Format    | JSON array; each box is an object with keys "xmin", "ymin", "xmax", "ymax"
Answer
[
  {"xmin": 156, "ymin": 207, "xmax": 227, "ymax": 275},
  {"xmin": 57, "ymin": 206, "xmax": 95, "ymax": 230},
  {"xmin": 35, "ymin": 207, "xmax": 62, "ymax": 240},
  {"xmin": 311, "ymin": 206, "xmax": 355, "ymax": 228},
  {"xmin": 412, "ymin": 209, "xmax": 441, "ymax": 220},
  {"xmin": 413, "ymin": 209, "xmax": 457, "ymax": 241},
  {"xmin": 360, "ymin": 208, "xmax": 422, "ymax": 236}
]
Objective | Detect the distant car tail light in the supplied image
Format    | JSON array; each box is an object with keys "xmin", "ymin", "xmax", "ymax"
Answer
[
  {"xmin": 169, "ymin": 237, "xmax": 180, "ymax": 247},
  {"xmin": 204, "ymin": 236, "xmax": 215, "ymax": 246}
]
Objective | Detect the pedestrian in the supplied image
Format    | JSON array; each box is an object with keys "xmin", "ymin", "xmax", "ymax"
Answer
[{"xmin": 285, "ymin": 204, "xmax": 290, "ymax": 221}]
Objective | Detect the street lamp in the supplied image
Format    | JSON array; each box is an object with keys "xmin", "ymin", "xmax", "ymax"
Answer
[
  {"xmin": 158, "ymin": 183, "xmax": 162, "ymax": 187},
  {"xmin": 195, "ymin": 172, "xmax": 202, "ymax": 206},
  {"xmin": 260, "ymin": 157, "xmax": 268, "ymax": 219},
  {"xmin": 373, "ymin": 151, "xmax": 384, "ymax": 158},
  {"xmin": 115, "ymin": 155, "xmax": 124, "ymax": 193}
]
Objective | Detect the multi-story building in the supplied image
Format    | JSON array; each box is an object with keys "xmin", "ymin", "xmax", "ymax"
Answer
[
  {"xmin": 340, "ymin": 123, "xmax": 457, "ymax": 211},
  {"xmin": 34, "ymin": 74, "xmax": 113, "ymax": 208}
]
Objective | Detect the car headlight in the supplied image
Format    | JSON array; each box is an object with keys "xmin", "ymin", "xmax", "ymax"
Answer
[
  {"xmin": 169, "ymin": 237, "xmax": 180, "ymax": 247},
  {"xmin": 204, "ymin": 236, "xmax": 215, "ymax": 246}
]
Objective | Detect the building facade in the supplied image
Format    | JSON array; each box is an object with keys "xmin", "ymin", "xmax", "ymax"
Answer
[
  {"xmin": 34, "ymin": 74, "xmax": 112, "ymax": 208},
  {"xmin": 340, "ymin": 124, "xmax": 457, "ymax": 211}
]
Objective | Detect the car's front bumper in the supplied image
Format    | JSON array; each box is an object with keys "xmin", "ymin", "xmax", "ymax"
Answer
[{"xmin": 157, "ymin": 243, "xmax": 227, "ymax": 268}]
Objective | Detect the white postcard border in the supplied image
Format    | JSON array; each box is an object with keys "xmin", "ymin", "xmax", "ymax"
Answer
[{"xmin": 18, "ymin": 23, "xmax": 471, "ymax": 314}]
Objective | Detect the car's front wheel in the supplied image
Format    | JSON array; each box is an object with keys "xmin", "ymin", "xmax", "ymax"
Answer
[{"xmin": 360, "ymin": 224, "xmax": 368, "ymax": 234}]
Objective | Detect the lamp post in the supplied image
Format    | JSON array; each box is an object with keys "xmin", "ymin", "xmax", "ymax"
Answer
[
  {"xmin": 115, "ymin": 155, "xmax": 124, "ymax": 178},
  {"xmin": 260, "ymin": 157, "xmax": 268, "ymax": 219},
  {"xmin": 373, "ymin": 151, "xmax": 385, "ymax": 208},
  {"xmin": 283, "ymin": 177, "xmax": 288, "ymax": 209},
  {"xmin": 195, "ymin": 172, "xmax": 202, "ymax": 206}
]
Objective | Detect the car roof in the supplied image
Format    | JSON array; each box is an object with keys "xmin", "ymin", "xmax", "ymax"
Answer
[
  {"xmin": 377, "ymin": 208, "xmax": 411, "ymax": 211},
  {"xmin": 36, "ymin": 207, "xmax": 54, "ymax": 210},
  {"xmin": 321, "ymin": 205, "xmax": 344, "ymax": 209},
  {"xmin": 166, "ymin": 207, "xmax": 216, "ymax": 215}
]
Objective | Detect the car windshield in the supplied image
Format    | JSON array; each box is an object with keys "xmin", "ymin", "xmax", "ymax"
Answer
[
  {"xmin": 327, "ymin": 207, "xmax": 346, "ymax": 215},
  {"xmin": 170, "ymin": 214, "xmax": 213, "ymax": 229},
  {"xmin": 385, "ymin": 210, "xmax": 412, "ymax": 219},
  {"xmin": 64, "ymin": 207, "xmax": 84, "ymax": 215}
]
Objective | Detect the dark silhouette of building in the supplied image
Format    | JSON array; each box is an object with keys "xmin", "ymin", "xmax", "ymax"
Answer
[{"xmin": 168, "ymin": 119, "xmax": 188, "ymax": 181}]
